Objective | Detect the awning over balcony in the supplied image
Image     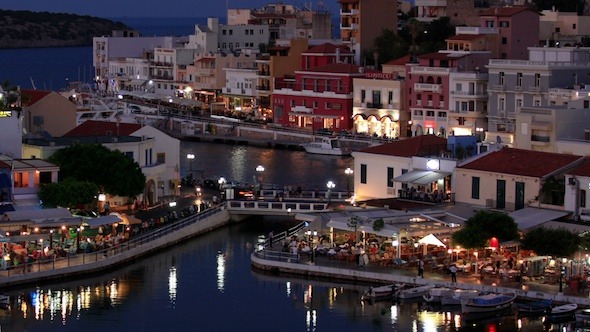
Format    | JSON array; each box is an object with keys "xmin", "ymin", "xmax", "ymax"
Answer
[
  {"xmin": 392, "ymin": 169, "xmax": 450, "ymax": 185},
  {"xmin": 508, "ymin": 207, "xmax": 570, "ymax": 231}
]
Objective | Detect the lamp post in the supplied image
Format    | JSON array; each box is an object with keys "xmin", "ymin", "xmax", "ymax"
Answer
[
  {"xmin": 559, "ymin": 257, "xmax": 568, "ymax": 294},
  {"xmin": 218, "ymin": 177, "xmax": 226, "ymax": 202},
  {"xmin": 256, "ymin": 165, "xmax": 264, "ymax": 198},
  {"xmin": 187, "ymin": 153, "xmax": 195, "ymax": 172},
  {"xmin": 345, "ymin": 168, "xmax": 353, "ymax": 195},
  {"xmin": 326, "ymin": 181, "xmax": 335, "ymax": 205},
  {"xmin": 312, "ymin": 230, "xmax": 317, "ymax": 264}
]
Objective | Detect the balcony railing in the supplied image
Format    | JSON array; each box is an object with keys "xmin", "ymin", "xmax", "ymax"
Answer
[
  {"xmin": 256, "ymin": 85, "xmax": 271, "ymax": 91},
  {"xmin": 257, "ymin": 70, "xmax": 270, "ymax": 76},
  {"xmin": 414, "ymin": 83, "xmax": 442, "ymax": 93}
]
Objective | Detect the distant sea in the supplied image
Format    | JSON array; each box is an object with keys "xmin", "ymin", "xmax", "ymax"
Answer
[{"xmin": 0, "ymin": 16, "xmax": 339, "ymax": 91}]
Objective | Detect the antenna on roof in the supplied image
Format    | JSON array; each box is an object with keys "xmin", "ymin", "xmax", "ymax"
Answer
[{"xmin": 30, "ymin": 77, "xmax": 37, "ymax": 90}]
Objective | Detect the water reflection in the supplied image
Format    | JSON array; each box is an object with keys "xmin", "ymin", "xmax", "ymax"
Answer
[
  {"xmin": 216, "ymin": 251, "xmax": 226, "ymax": 292},
  {"xmin": 168, "ymin": 266, "xmax": 177, "ymax": 304}
]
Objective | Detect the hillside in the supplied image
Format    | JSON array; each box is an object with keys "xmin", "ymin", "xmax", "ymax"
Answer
[{"xmin": 0, "ymin": 10, "xmax": 132, "ymax": 48}]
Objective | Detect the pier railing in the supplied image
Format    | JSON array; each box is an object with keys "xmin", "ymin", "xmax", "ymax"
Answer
[
  {"xmin": 0, "ymin": 205, "xmax": 226, "ymax": 279},
  {"xmin": 226, "ymin": 200, "xmax": 329, "ymax": 214}
]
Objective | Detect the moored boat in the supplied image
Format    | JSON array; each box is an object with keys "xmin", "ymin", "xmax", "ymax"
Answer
[
  {"xmin": 423, "ymin": 287, "xmax": 454, "ymax": 303},
  {"xmin": 517, "ymin": 299, "xmax": 552, "ymax": 315},
  {"xmin": 461, "ymin": 293, "xmax": 516, "ymax": 314},
  {"xmin": 0, "ymin": 294, "xmax": 9, "ymax": 310},
  {"xmin": 440, "ymin": 289, "xmax": 480, "ymax": 306},
  {"xmin": 547, "ymin": 303, "xmax": 578, "ymax": 320},
  {"xmin": 575, "ymin": 308, "xmax": 590, "ymax": 322},
  {"xmin": 303, "ymin": 137, "xmax": 351, "ymax": 156},
  {"xmin": 361, "ymin": 284, "xmax": 401, "ymax": 301},
  {"xmin": 396, "ymin": 284, "xmax": 434, "ymax": 300}
]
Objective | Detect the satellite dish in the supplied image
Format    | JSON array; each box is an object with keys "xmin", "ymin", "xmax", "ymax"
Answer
[{"xmin": 496, "ymin": 135, "xmax": 502, "ymax": 143}]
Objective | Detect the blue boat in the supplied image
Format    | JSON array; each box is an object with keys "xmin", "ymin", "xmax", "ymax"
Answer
[{"xmin": 517, "ymin": 299, "xmax": 552, "ymax": 315}]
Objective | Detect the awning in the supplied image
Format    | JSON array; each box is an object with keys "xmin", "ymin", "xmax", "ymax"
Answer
[
  {"xmin": 0, "ymin": 174, "xmax": 10, "ymax": 188},
  {"xmin": 508, "ymin": 207, "xmax": 570, "ymax": 230},
  {"xmin": 127, "ymin": 79, "xmax": 147, "ymax": 86},
  {"xmin": 327, "ymin": 219, "xmax": 399, "ymax": 238},
  {"xmin": 110, "ymin": 213, "xmax": 142, "ymax": 225},
  {"xmin": 4, "ymin": 208, "xmax": 72, "ymax": 222},
  {"xmin": 411, "ymin": 171, "xmax": 451, "ymax": 185},
  {"xmin": 418, "ymin": 234, "xmax": 446, "ymax": 247},
  {"xmin": 84, "ymin": 215, "xmax": 122, "ymax": 228},
  {"xmin": 392, "ymin": 170, "xmax": 431, "ymax": 183}
]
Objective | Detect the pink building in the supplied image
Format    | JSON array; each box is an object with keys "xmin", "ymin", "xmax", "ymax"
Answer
[
  {"xmin": 273, "ymin": 63, "xmax": 365, "ymax": 131},
  {"xmin": 479, "ymin": 6, "xmax": 540, "ymax": 60}
]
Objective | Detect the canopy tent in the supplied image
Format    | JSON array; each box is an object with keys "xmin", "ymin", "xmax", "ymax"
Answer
[
  {"xmin": 392, "ymin": 169, "xmax": 450, "ymax": 185},
  {"xmin": 84, "ymin": 215, "xmax": 122, "ymax": 228},
  {"xmin": 411, "ymin": 171, "xmax": 451, "ymax": 185},
  {"xmin": 326, "ymin": 219, "xmax": 399, "ymax": 238},
  {"xmin": 110, "ymin": 212, "xmax": 142, "ymax": 225},
  {"xmin": 418, "ymin": 234, "xmax": 446, "ymax": 247},
  {"xmin": 392, "ymin": 170, "xmax": 431, "ymax": 183}
]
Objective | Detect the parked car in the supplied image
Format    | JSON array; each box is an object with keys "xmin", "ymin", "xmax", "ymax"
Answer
[{"xmin": 316, "ymin": 128, "xmax": 334, "ymax": 136}]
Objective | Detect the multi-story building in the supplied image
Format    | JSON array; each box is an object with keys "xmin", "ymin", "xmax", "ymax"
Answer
[
  {"xmin": 107, "ymin": 57, "xmax": 151, "ymax": 92},
  {"xmin": 21, "ymin": 90, "xmax": 77, "ymax": 137},
  {"xmin": 149, "ymin": 47, "xmax": 197, "ymax": 96},
  {"xmin": 187, "ymin": 17, "xmax": 270, "ymax": 55},
  {"xmin": 93, "ymin": 33, "xmax": 184, "ymax": 93},
  {"xmin": 273, "ymin": 62, "xmax": 365, "ymax": 130},
  {"xmin": 406, "ymin": 51, "xmax": 489, "ymax": 137},
  {"xmin": 228, "ymin": 3, "xmax": 332, "ymax": 42},
  {"xmin": 479, "ymin": 6, "xmax": 540, "ymax": 60},
  {"xmin": 414, "ymin": 0, "xmax": 482, "ymax": 26},
  {"xmin": 539, "ymin": 8, "xmax": 590, "ymax": 47},
  {"xmin": 338, "ymin": 0, "xmax": 398, "ymax": 64},
  {"xmin": 255, "ymin": 39, "xmax": 310, "ymax": 119},
  {"xmin": 0, "ymin": 100, "xmax": 23, "ymax": 158},
  {"xmin": 352, "ymin": 73, "xmax": 405, "ymax": 138},
  {"xmin": 0, "ymin": 156, "xmax": 59, "ymax": 209},
  {"xmin": 486, "ymin": 46, "xmax": 590, "ymax": 146},
  {"xmin": 220, "ymin": 68, "xmax": 258, "ymax": 118}
]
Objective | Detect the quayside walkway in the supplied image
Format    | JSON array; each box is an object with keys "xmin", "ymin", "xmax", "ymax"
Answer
[{"xmin": 251, "ymin": 231, "xmax": 590, "ymax": 307}]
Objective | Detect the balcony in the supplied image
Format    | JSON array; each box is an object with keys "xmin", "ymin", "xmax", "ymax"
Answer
[
  {"xmin": 340, "ymin": 8, "xmax": 358, "ymax": 16},
  {"xmin": 196, "ymin": 67, "xmax": 215, "ymax": 76},
  {"xmin": 410, "ymin": 66, "xmax": 451, "ymax": 74},
  {"xmin": 257, "ymin": 70, "xmax": 270, "ymax": 76},
  {"xmin": 514, "ymin": 86, "xmax": 523, "ymax": 92},
  {"xmin": 450, "ymin": 90, "xmax": 488, "ymax": 98},
  {"xmin": 366, "ymin": 102, "xmax": 383, "ymax": 109},
  {"xmin": 490, "ymin": 84, "xmax": 505, "ymax": 92},
  {"xmin": 531, "ymin": 135, "xmax": 551, "ymax": 145},
  {"xmin": 340, "ymin": 23, "xmax": 358, "ymax": 30},
  {"xmin": 414, "ymin": 83, "xmax": 442, "ymax": 93},
  {"xmin": 529, "ymin": 86, "xmax": 542, "ymax": 93},
  {"xmin": 151, "ymin": 61, "xmax": 173, "ymax": 67}
]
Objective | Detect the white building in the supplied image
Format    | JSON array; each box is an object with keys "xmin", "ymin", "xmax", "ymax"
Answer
[
  {"xmin": 0, "ymin": 108, "xmax": 23, "ymax": 158},
  {"xmin": 186, "ymin": 17, "xmax": 269, "ymax": 55},
  {"xmin": 221, "ymin": 68, "xmax": 258, "ymax": 116}
]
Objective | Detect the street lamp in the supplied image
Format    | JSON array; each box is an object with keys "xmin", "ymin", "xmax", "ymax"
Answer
[
  {"xmin": 218, "ymin": 177, "xmax": 226, "ymax": 190},
  {"xmin": 345, "ymin": 168, "xmax": 353, "ymax": 194},
  {"xmin": 559, "ymin": 257, "xmax": 568, "ymax": 294},
  {"xmin": 326, "ymin": 180, "xmax": 335, "ymax": 205},
  {"xmin": 256, "ymin": 165, "xmax": 265, "ymax": 198},
  {"xmin": 187, "ymin": 153, "xmax": 195, "ymax": 172}
]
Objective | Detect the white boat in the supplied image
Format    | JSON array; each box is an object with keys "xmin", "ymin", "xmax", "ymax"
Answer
[
  {"xmin": 575, "ymin": 308, "xmax": 590, "ymax": 321},
  {"xmin": 361, "ymin": 284, "xmax": 401, "ymax": 300},
  {"xmin": 461, "ymin": 293, "xmax": 516, "ymax": 314},
  {"xmin": 440, "ymin": 289, "xmax": 480, "ymax": 306},
  {"xmin": 396, "ymin": 284, "xmax": 433, "ymax": 299},
  {"xmin": 423, "ymin": 287, "xmax": 454, "ymax": 303},
  {"xmin": 303, "ymin": 137, "xmax": 351, "ymax": 156},
  {"xmin": 548, "ymin": 303, "xmax": 578, "ymax": 319}
]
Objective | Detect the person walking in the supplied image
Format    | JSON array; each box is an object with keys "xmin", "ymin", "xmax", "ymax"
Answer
[
  {"xmin": 104, "ymin": 201, "xmax": 110, "ymax": 215},
  {"xmin": 449, "ymin": 264, "xmax": 458, "ymax": 283},
  {"xmin": 418, "ymin": 258, "xmax": 424, "ymax": 278},
  {"xmin": 268, "ymin": 231, "xmax": 274, "ymax": 248}
]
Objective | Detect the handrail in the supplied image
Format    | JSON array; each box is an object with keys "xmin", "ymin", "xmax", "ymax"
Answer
[
  {"xmin": 0, "ymin": 205, "xmax": 226, "ymax": 278},
  {"xmin": 258, "ymin": 221, "xmax": 307, "ymax": 250}
]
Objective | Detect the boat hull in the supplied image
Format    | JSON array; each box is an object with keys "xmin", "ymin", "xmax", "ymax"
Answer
[
  {"xmin": 397, "ymin": 285, "xmax": 433, "ymax": 299},
  {"xmin": 303, "ymin": 146, "xmax": 349, "ymax": 156},
  {"xmin": 461, "ymin": 293, "xmax": 516, "ymax": 314},
  {"xmin": 548, "ymin": 303, "xmax": 578, "ymax": 320}
]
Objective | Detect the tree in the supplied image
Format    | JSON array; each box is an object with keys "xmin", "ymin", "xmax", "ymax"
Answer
[
  {"xmin": 451, "ymin": 210, "xmax": 519, "ymax": 249},
  {"xmin": 367, "ymin": 29, "xmax": 409, "ymax": 66},
  {"xmin": 48, "ymin": 144, "xmax": 146, "ymax": 197},
  {"xmin": 38, "ymin": 178, "xmax": 99, "ymax": 209},
  {"xmin": 521, "ymin": 227, "xmax": 581, "ymax": 258}
]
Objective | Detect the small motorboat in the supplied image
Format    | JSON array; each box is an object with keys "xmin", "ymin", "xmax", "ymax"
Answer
[
  {"xmin": 461, "ymin": 293, "xmax": 516, "ymax": 314},
  {"xmin": 303, "ymin": 137, "xmax": 351, "ymax": 156},
  {"xmin": 547, "ymin": 303, "xmax": 578, "ymax": 320},
  {"xmin": 361, "ymin": 284, "xmax": 401, "ymax": 301},
  {"xmin": 517, "ymin": 299, "xmax": 553, "ymax": 315},
  {"xmin": 440, "ymin": 289, "xmax": 480, "ymax": 306},
  {"xmin": 575, "ymin": 308, "xmax": 590, "ymax": 322},
  {"xmin": 0, "ymin": 294, "xmax": 9, "ymax": 310},
  {"xmin": 396, "ymin": 284, "xmax": 433, "ymax": 300},
  {"xmin": 423, "ymin": 287, "xmax": 453, "ymax": 303}
]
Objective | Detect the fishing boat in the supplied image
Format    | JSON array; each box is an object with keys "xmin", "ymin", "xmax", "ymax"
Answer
[
  {"xmin": 396, "ymin": 284, "xmax": 434, "ymax": 300},
  {"xmin": 361, "ymin": 284, "xmax": 401, "ymax": 301},
  {"xmin": 547, "ymin": 303, "xmax": 578, "ymax": 320},
  {"xmin": 440, "ymin": 289, "xmax": 480, "ymax": 306},
  {"xmin": 516, "ymin": 299, "xmax": 553, "ymax": 315},
  {"xmin": 303, "ymin": 137, "xmax": 351, "ymax": 156},
  {"xmin": 423, "ymin": 287, "xmax": 454, "ymax": 303},
  {"xmin": 575, "ymin": 308, "xmax": 590, "ymax": 322},
  {"xmin": 461, "ymin": 293, "xmax": 516, "ymax": 314}
]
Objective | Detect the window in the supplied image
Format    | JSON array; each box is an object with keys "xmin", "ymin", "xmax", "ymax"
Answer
[
  {"xmin": 471, "ymin": 177, "xmax": 480, "ymax": 199},
  {"xmin": 584, "ymin": 100, "xmax": 589, "ymax": 109},
  {"xmin": 534, "ymin": 73, "xmax": 541, "ymax": 87},
  {"xmin": 387, "ymin": 167, "xmax": 394, "ymax": 188},
  {"xmin": 501, "ymin": 37, "xmax": 507, "ymax": 45},
  {"xmin": 290, "ymin": 100, "xmax": 295, "ymax": 107},
  {"xmin": 485, "ymin": 20, "xmax": 494, "ymax": 27},
  {"xmin": 516, "ymin": 73, "xmax": 522, "ymax": 86},
  {"xmin": 401, "ymin": 169, "xmax": 408, "ymax": 189},
  {"xmin": 499, "ymin": 72, "xmax": 505, "ymax": 85},
  {"xmin": 325, "ymin": 102, "xmax": 331, "ymax": 109},
  {"xmin": 500, "ymin": 97, "xmax": 505, "ymax": 111},
  {"xmin": 361, "ymin": 89, "xmax": 366, "ymax": 102},
  {"xmin": 573, "ymin": 24, "xmax": 577, "ymax": 30},
  {"xmin": 582, "ymin": 189, "xmax": 587, "ymax": 208},
  {"xmin": 125, "ymin": 151, "xmax": 134, "ymax": 159},
  {"xmin": 555, "ymin": 27, "xmax": 561, "ymax": 33},
  {"xmin": 157, "ymin": 153, "xmax": 166, "ymax": 164},
  {"xmin": 516, "ymin": 99, "xmax": 523, "ymax": 109},
  {"xmin": 222, "ymin": 30, "xmax": 226, "ymax": 35},
  {"xmin": 313, "ymin": 101, "xmax": 318, "ymax": 109},
  {"xmin": 229, "ymin": 30, "xmax": 233, "ymax": 35},
  {"xmin": 500, "ymin": 21, "xmax": 509, "ymax": 28},
  {"xmin": 388, "ymin": 91, "xmax": 393, "ymax": 104},
  {"xmin": 360, "ymin": 164, "xmax": 367, "ymax": 184}
]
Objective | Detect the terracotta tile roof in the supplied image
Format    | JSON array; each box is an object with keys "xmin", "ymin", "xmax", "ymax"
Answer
[
  {"xmin": 20, "ymin": 90, "xmax": 51, "ymax": 106},
  {"xmin": 385, "ymin": 54, "xmax": 412, "ymax": 66},
  {"xmin": 300, "ymin": 63, "xmax": 363, "ymax": 74},
  {"xmin": 63, "ymin": 120, "xmax": 142, "ymax": 137},
  {"xmin": 358, "ymin": 135, "xmax": 448, "ymax": 157},
  {"xmin": 304, "ymin": 43, "xmax": 351, "ymax": 54},
  {"xmin": 479, "ymin": 6, "xmax": 537, "ymax": 17},
  {"xmin": 458, "ymin": 148, "xmax": 583, "ymax": 178},
  {"xmin": 567, "ymin": 158, "xmax": 590, "ymax": 177},
  {"xmin": 446, "ymin": 34, "xmax": 484, "ymax": 41}
]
